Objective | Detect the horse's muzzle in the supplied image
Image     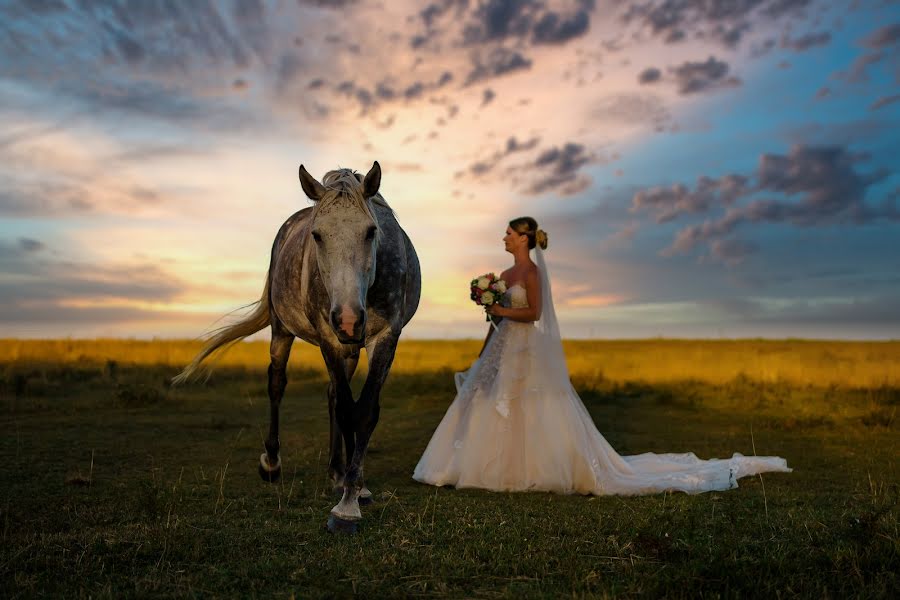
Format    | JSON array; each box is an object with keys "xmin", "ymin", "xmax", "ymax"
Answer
[{"xmin": 331, "ymin": 307, "xmax": 366, "ymax": 344}]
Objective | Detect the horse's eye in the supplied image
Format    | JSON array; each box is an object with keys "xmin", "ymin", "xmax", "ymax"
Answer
[
  {"xmin": 365, "ymin": 226, "xmax": 377, "ymax": 241},
  {"xmin": 312, "ymin": 231, "xmax": 322, "ymax": 243}
]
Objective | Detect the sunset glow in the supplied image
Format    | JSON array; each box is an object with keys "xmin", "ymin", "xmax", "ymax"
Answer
[{"xmin": 1, "ymin": 0, "xmax": 898, "ymax": 339}]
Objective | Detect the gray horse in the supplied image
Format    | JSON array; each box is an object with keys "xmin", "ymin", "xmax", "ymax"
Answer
[{"xmin": 174, "ymin": 162, "xmax": 421, "ymax": 533}]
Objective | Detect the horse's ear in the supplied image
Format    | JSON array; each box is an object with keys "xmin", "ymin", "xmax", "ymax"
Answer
[
  {"xmin": 298, "ymin": 165, "xmax": 326, "ymax": 201},
  {"xmin": 363, "ymin": 161, "xmax": 381, "ymax": 199}
]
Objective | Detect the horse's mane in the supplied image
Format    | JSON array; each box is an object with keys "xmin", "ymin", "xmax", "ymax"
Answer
[
  {"xmin": 319, "ymin": 168, "xmax": 392, "ymax": 219},
  {"xmin": 306, "ymin": 168, "xmax": 394, "ymax": 244}
]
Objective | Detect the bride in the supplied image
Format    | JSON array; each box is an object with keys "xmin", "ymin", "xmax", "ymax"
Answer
[{"xmin": 413, "ymin": 216, "xmax": 791, "ymax": 495}]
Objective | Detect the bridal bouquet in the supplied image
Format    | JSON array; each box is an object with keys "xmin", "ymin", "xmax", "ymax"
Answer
[{"xmin": 470, "ymin": 273, "xmax": 507, "ymax": 323}]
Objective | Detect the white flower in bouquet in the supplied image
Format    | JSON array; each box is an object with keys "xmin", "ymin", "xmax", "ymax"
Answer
[{"xmin": 468, "ymin": 272, "xmax": 506, "ymax": 327}]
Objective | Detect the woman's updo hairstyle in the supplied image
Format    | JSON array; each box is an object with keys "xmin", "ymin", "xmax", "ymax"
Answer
[{"xmin": 509, "ymin": 216, "xmax": 549, "ymax": 250}]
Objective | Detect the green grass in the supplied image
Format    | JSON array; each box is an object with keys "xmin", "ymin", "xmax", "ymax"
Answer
[{"xmin": 1, "ymin": 344, "xmax": 898, "ymax": 598}]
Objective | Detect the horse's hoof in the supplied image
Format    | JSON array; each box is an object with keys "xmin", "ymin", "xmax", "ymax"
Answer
[
  {"xmin": 258, "ymin": 453, "xmax": 281, "ymax": 483},
  {"xmin": 258, "ymin": 463, "xmax": 281, "ymax": 482},
  {"xmin": 326, "ymin": 514, "xmax": 359, "ymax": 535},
  {"xmin": 359, "ymin": 488, "xmax": 374, "ymax": 505}
]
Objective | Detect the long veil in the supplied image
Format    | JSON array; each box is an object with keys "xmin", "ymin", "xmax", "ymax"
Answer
[
  {"xmin": 527, "ymin": 245, "xmax": 792, "ymax": 492},
  {"xmin": 533, "ymin": 245, "xmax": 572, "ymax": 391}
]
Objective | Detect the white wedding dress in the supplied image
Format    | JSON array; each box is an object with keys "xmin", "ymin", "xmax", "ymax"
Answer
[{"xmin": 413, "ymin": 247, "xmax": 791, "ymax": 495}]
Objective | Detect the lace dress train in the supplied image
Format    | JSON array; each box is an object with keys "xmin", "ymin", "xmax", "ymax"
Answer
[{"xmin": 412, "ymin": 284, "xmax": 791, "ymax": 495}]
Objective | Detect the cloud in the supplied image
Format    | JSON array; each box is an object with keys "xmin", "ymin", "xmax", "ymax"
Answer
[
  {"xmin": 704, "ymin": 238, "xmax": 759, "ymax": 266},
  {"xmin": 0, "ymin": 180, "xmax": 94, "ymax": 217},
  {"xmin": 505, "ymin": 136, "xmax": 540, "ymax": 153},
  {"xmin": 589, "ymin": 93, "xmax": 671, "ymax": 131},
  {"xmin": 631, "ymin": 174, "xmax": 750, "ymax": 223},
  {"xmin": 0, "ymin": 177, "xmax": 171, "ymax": 218},
  {"xmin": 621, "ymin": 0, "xmax": 814, "ymax": 49},
  {"xmin": 0, "ymin": 1, "xmax": 307, "ymax": 133},
  {"xmin": 297, "ymin": 0, "xmax": 361, "ymax": 7},
  {"xmin": 531, "ymin": 9, "xmax": 591, "ymax": 45},
  {"xmin": 759, "ymin": 0, "xmax": 814, "ymax": 19},
  {"xmin": 102, "ymin": 20, "xmax": 146, "ymax": 65},
  {"xmin": 699, "ymin": 294, "xmax": 900, "ymax": 329},
  {"xmin": 420, "ymin": 1, "xmax": 456, "ymax": 28},
  {"xmin": 525, "ymin": 142, "xmax": 595, "ymax": 196},
  {"xmin": 0, "ymin": 302, "xmax": 201, "ymax": 328},
  {"xmin": 0, "ymin": 252, "xmax": 189, "ymax": 324},
  {"xmin": 403, "ymin": 81, "xmax": 425, "ymax": 100},
  {"xmin": 465, "ymin": 47, "xmax": 533, "ymax": 85},
  {"xmin": 0, "ymin": 254, "xmax": 232, "ymax": 333},
  {"xmin": 780, "ymin": 30, "xmax": 831, "ymax": 51},
  {"xmin": 0, "ymin": 237, "xmax": 47, "ymax": 258},
  {"xmin": 462, "ymin": 0, "xmax": 538, "ymax": 44},
  {"xmin": 870, "ymin": 94, "xmax": 900, "ymax": 111},
  {"xmin": 669, "ymin": 56, "xmax": 740, "ymax": 95},
  {"xmin": 598, "ymin": 222, "xmax": 639, "ymax": 251},
  {"xmin": 458, "ymin": 137, "xmax": 604, "ymax": 197},
  {"xmin": 840, "ymin": 51, "xmax": 885, "ymax": 83},
  {"xmin": 3, "ymin": 73, "xmax": 260, "ymax": 134},
  {"xmin": 276, "ymin": 53, "xmax": 306, "ymax": 93},
  {"xmin": 638, "ymin": 67, "xmax": 662, "ymax": 84},
  {"xmin": 655, "ymin": 145, "xmax": 897, "ymax": 260},
  {"xmin": 307, "ymin": 69, "xmax": 457, "ymax": 115},
  {"xmin": 231, "ymin": 0, "xmax": 270, "ymax": 60},
  {"xmin": 0, "ymin": 128, "xmax": 196, "ymax": 219},
  {"xmin": 82, "ymin": 81, "xmax": 255, "ymax": 126},
  {"xmin": 18, "ymin": 238, "xmax": 45, "ymax": 253},
  {"xmin": 457, "ymin": 0, "xmax": 594, "ymax": 47},
  {"xmin": 83, "ymin": 1, "xmax": 253, "ymax": 72},
  {"xmin": 391, "ymin": 162, "xmax": 424, "ymax": 172},
  {"xmin": 835, "ymin": 24, "xmax": 899, "ymax": 85},
  {"xmin": 862, "ymin": 24, "xmax": 900, "ymax": 49},
  {"xmin": 562, "ymin": 293, "xmax": 627, "ymax": 308},
  {"xmin": 460, "ymin": 135, "xmax": 541, "ymax": 177},
  {"xmin": 3, "ymin": 0, "xmax": 67, "ymax": 16}
]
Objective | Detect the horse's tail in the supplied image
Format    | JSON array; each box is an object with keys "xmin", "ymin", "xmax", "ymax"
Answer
[{"xmin": 172, "ymin": 274, "xmax": 272, "ymax": 386}]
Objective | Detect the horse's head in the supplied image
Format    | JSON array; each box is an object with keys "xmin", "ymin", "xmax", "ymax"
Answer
[{"xmin": 298, "ymin": 161, "xmax": 382, "ymax": 344}]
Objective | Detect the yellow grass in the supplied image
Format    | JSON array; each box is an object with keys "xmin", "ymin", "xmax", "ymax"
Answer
[{"xmin": 1, "ymin": 338, "xmax": 898, "ymax": 388}]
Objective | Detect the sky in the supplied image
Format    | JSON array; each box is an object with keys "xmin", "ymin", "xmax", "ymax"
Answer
[{"xmin": 1, "ymin": 0, "xmax": 898, "ymax": 340}]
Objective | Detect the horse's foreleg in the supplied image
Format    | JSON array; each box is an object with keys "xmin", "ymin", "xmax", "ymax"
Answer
[
  {"xmin": 327, "ymin": 382, "xmax": 343, "ymax": 488},
  {"xmin": 340, "ymin": 332, "xmax": 399, "ymax": 516},
  {"xmin": 327, "ymin": 352, "xmax": 359, "ymax": 491},
  {"xmin": 259, "ymin": 327, "xmax": 294, "ymax": 483},
  {"xmin": 321, "ymin": 348, "xmax": 360, "ymax": 527}
]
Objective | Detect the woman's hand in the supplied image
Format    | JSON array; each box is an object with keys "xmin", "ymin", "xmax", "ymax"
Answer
[{"xmin": 486, "ymin": 304, "xmax": 505, "ymax": 317}]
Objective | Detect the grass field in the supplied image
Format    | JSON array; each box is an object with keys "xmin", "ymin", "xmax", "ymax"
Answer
[{"xmin": 1, "ymin": 338, "xmax": 898, "ymax": 598}]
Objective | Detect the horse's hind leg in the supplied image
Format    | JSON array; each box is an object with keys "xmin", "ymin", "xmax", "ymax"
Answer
[
  {"xmin": 259, "ymin": 323, "xmax": 294, "ymax": 483},
  {"xmin": 328, "ymin": 350, "xmax": 359, "ymax": 492}
]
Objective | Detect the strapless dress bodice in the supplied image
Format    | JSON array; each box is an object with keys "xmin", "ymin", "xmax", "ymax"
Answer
[{"xmin": 505, "ymin": 284, "xmax": 528, "ymax": 308}]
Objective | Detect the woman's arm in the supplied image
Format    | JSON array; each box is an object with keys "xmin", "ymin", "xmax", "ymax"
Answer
[{"xmin": 487, "ymin": 269, "xmax": 542, "ymax": 323}]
